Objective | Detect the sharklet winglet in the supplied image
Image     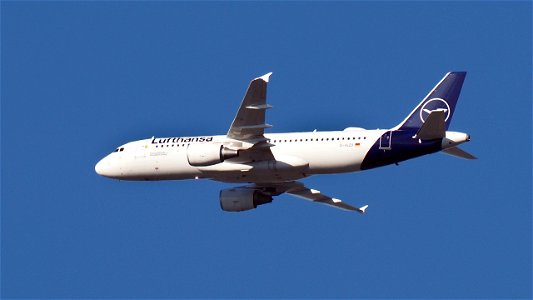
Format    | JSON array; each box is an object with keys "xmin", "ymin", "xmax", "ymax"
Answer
[{"xmin": 256, "ymin": 72, "xmax": 273, "ymax": 83}]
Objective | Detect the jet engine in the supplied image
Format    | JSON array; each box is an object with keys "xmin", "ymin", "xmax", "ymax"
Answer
[
  {"xmin": 219, "ymin": 188, "xmax": 273, "ymax": 212},
  {"xmin": 187, "ymin": 144, "xmax": 238, "ymax": 166}
]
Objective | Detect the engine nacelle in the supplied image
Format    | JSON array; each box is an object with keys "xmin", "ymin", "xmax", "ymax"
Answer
[
  {"xmin": 219, "ymin": 188, "xmax": 273, "ymax": 212},
  {"xmin": 187, "ymin": 144, "xmax": 238, "ymax": 167}
]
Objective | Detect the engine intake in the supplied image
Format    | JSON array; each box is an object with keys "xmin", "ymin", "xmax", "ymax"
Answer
[
  {"xmin": 187, "ymin": 144, "xmax": 238, "ymax": 166},
  {"xmin": 219, "ymin": 188, "xmax": 273, "ymax": 212}
]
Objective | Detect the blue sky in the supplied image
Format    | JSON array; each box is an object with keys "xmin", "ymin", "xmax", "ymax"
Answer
[{"xmin": 1, "ymin": 2, "xmax": 531, "ymax": 299}]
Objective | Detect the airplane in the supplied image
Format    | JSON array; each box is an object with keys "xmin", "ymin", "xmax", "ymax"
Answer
[{"xmin": 95, "ymin": 72, "xmax": 475, "ymax": 213}]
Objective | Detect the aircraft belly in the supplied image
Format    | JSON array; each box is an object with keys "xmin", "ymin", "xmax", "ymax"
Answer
[
  {"xmin": 213, "ymin": 172, "xmax": 309, "ymax": 184},
  {"xmin": 207, "ymin": 138, "xmax": 378, "ymax": 183},
  {"xmin": 207, "ymin": 154, "xmax": 310, "ymax": 183},
  {"xmin": 270, "ymin": 142, "xmax": 365, "ymax": 175}
]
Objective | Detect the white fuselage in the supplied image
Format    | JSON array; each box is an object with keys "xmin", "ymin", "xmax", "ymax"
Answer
[
  {"xmin": 95, "ymin": 128, "xmax": 384, "ymax": 183},
  {"xmin": 94, "ymin": 72, "xmax": 474, "ymax": 213}
]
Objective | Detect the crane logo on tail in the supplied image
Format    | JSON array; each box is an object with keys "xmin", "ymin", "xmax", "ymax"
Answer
[{"xmin": 420, "ymin": 98, "xmax": 451, "ymax": 123}]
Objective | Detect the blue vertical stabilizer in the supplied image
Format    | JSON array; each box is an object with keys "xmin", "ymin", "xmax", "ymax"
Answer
[{"xmin": 396, "ymin": 72, "xmax": 466, "ymax": 131}]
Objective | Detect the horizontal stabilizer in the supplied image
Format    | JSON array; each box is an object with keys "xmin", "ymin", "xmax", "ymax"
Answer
[
  {"xmin": 442, "ymin": 147, "xmax": 477, "ymax": 160},
  {"xmin": 414, "ymin": 110, "xmax": 446, "ymax": 140}
]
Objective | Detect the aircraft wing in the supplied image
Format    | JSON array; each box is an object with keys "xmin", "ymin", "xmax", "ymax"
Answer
[
  {"xmin": 227, "ymin": 73, "xmax": 273, "ymax": 141},
  {"xmin": 286, "ymin": 183, "xmax": 368, "ymax": 213},
  {"xmin": 252, "ymin": 181, "xmax": 368, "ymax": 213}
]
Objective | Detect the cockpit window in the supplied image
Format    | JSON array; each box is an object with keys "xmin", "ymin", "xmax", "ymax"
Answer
[
  {"xmin": 113, "ymin": 147, "xmax": 125, "ymax": 153},
  {"xmin": 114, "ymin": 148, "xmax": 119, "ymax": 152}
]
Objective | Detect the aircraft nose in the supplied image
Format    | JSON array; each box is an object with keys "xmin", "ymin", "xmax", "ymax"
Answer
[
  {"xmin": 95, "ymin": 159, "xmax": 105, "ymax": 176},
  {"xmin": 95, "ymin": 157, "xmax": 111, "ymax": 176},
  {"xmin": 95, "ymin": 155, "xmax": 123, "ymax": 178}
]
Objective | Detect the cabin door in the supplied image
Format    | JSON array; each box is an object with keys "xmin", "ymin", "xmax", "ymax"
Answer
[{"xmin": 379, "ymin": 131, "xmax": 392, "ymax": 150}]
